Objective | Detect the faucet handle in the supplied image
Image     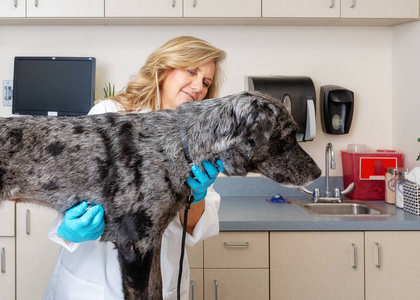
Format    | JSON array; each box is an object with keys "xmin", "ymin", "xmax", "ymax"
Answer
[
  {"xmin": 333, "ymin": 187, "xmax": 341, "ymax": 198},
  {"xmin": 299, "ymin": 186, "xmax": 313, "ymax": 195},
  {"xmin": 313, "ymin": 187, "xmax": 320, "ymax": 198}
]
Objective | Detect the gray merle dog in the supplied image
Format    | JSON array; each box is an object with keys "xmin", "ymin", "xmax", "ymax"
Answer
[{"xmin": 0, "ymin": 91, "xmax": 321, "ymax": 299}]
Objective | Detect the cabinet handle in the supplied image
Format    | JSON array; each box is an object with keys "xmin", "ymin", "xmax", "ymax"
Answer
[
  {"xmin": 14, "ymin": 0, "xmax": 17, "ymax": 8},
  {"xmin": 214, "ymin": 280, "xmax": 218, "ymax": 300},
  {"xmin": 1, "ymin": 247, "xmax": 5, "ymax": 273},
  {"xmin": 223, "ymin": 242, "xmax": 249, "ymax": 247},
  {"xmin": 35, "ymin": 0, "xmax": 38, "ymax": 7},
  {"xmin": 375, "ymin": 242, "xmax": 381, "ymax": 268},
  {"xmin": 190, "ymin": 280, "xmax": 195, "ymax": 300},
  {"xmin": 172, "ymin": 0, "xmax": 175, "ymax": 8},
  {"xmin": 350, "ymin": 0, "xmax": 355, "ymax": 8},
  {"xmin": 26, "ymin": 209, "xmax": 30, "ymax": 235},
  {"xmin": 329, "ymin": 0, "xmax": 334, "ymax": 8},
  {"xmin": 193, "ymin": 0, "xmax": 196, "ymax": 8},
  {"xmin": 351, "ymin": 243, "xmax": 357, "ymax": 269}
]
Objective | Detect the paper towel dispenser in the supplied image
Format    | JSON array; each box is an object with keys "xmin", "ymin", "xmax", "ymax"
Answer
[{"xmin": 246, "ymin": 76, "xmax": 316, "ymax": 142}]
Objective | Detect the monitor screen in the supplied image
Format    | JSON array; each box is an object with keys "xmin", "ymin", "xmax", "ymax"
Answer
[{"xmin": 13, "ymin": 57, "xmax": 96, "ymax": 116}]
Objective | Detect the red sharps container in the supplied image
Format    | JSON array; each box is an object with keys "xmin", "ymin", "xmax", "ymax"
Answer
[{"xmin": 341, "ymin": 148, "xmax": 404, "ymax": 200}]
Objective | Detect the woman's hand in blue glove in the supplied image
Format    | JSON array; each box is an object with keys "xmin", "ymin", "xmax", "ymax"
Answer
[
  {"xmin": 186, "ymin": 159, "xmax": 224, "ymax": 204},
  {"xmin": 57, "ymin": 201, "xmax": 105, "ymax": 243}
]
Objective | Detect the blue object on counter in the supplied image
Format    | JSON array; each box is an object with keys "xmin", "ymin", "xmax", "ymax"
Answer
[{"xmin": 266, "ymin": 193, "xmax": 290, "ymax": 204}]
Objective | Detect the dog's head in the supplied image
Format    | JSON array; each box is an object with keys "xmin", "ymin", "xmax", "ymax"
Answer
[{"xmin": 179, "ymin": 91, "xmax": 321, "ymax": 187}]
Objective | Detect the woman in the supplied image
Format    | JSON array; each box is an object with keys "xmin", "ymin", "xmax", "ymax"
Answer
[{"xmin": 43, "ymin": 36, "xmax": 226, "ymax": 300}]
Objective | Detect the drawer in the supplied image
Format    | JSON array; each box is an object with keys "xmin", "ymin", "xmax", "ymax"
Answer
[
  {"xmin": 0, "ymin": 201, "xmax": 15, "ymax": 236},
  {"xmin": 187, "ymin": 241, "xmax": 204, "ymax": 268},
  {"xmin": 204, "ymin": 232, "xmax": 269, "ymax": 268}
]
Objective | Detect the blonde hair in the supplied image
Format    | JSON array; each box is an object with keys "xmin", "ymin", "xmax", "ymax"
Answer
[{"xmin": 110, "ymin": 36, "xmax": 226, "ymax": 112}]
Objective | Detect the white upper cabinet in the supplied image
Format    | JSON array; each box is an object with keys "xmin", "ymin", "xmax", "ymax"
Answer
[
  {"xmin": 341, "ymin": 0, "xmax": 419, "ymax": 18},
  {"xmin": 184, "ymin": 0, "xmax": 261, "ymax": 17},
  {"xmin": 263, "ymin": 0, "xmax": 340, "ymax": 18},
  {"xmin": 105, "ymin": 0, "xmax": 182, "ymax": 18},
  {"xmin": 27, "ymin": 0, "xmax": 104, "ymax": 17},
  {"xmin": 0, "ymin": 0, "xmax": 26, "ymax": 17}
]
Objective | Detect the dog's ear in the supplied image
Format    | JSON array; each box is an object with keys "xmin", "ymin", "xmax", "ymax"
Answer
[{"xmin": 212, "ymin": 95, "xmax": 279, "ymax": 151}]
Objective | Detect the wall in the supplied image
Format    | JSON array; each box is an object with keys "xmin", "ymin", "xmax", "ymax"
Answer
[
  {"xmin": 392, "ymin": 22, "xmax": 420, "ymax": 171},
  {"xmin": 0, "ymin": 25, "xmax": 394, "ymax": 177}
]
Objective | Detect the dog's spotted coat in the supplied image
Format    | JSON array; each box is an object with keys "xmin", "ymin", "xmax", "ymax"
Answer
[{"xmin": 0, "ymin": 91, "xmax": 321, "ymax": 299}]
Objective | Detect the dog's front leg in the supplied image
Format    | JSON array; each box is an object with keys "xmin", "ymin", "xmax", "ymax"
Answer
[
  {"xmin": 148, "ymin": 242, "xmax": 163, "ymax": 299},
  {"xmin": 116, "ymin": 242, "xmax": 154, "ymax": 300}
]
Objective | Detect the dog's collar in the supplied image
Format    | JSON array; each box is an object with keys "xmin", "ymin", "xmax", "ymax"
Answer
[{"xmin": 179, "ymin": 126, "xmax": 193, "ymax": 164}]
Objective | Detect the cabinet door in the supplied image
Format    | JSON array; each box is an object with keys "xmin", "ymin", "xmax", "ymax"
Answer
[
  {"xmin": 189, "ymin": 269, "xmax": 203, "ymax": 300},
  {"xmin": 270, "ymin": 232, "xmax": 364, "ymax": 300},
  {"xmin": 365, "ymin": 231, "xmax": 420, "ymax": 300},
  {"xmin": 341, "ymin": 0, "xmax": 419, "ymax": 18},
  {"xmin": 0, "ymin": 0, "xmax": 26, "ymax": 17},
  {"xmin": 204, "ymin": 269, "xmax": 269, "ymax": 300},
  {"xmin": 16, "ymin": 203, "xmax": 61, "ymax": 300},
  {"xmin": 27, "ymin": 0, "xmax": 104, "ymax": 17},
  {"xmin": 184, "ymin": 0, "xmax": 261, "ymax": 17},
  {"xmin": 0, "ymin": 201, "xmax": 15, "ymax": 236},
  {"xmin": 0, "ymin": 237, "xmax": 15, "ymax": 300},
  {"xmin": 105, "ymin": 0, "xmax": 182, "ymax": 17},
  {"xmin": 263, "ymin": 0, "xmax": 340, "ymax": 18}
]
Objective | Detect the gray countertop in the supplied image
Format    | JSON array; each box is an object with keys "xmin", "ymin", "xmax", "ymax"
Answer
[{"xmin": 218, "ymin": 196, "xmax": 420, "ymax": 231}]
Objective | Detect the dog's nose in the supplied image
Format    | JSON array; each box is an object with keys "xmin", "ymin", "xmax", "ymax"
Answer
[{"xmin": 314, "ymin": 166, "xmax": 322, "ymax": 179}]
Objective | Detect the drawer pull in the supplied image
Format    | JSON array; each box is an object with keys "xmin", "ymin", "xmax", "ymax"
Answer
[
  {"xmin": 214, "ymin": 280, "xmax": 218, "ymax": 300},
  {"xmin": 193, "ymin": 0, "xmax": 196, "ymax": 8},
  {"xmin": 26, "ymin": 209, "xmax": 30, "ymax": 235},
  {"xmin": 14, "ymin": 0, "xmax": 17, "ymax": 8},
  {"xmin": 350, "ymin": 0, "xmax": 355, "ymax": 8},
  {"xmin": 223, "ymin": 242, "xmax": 249, "ymax": 247},
  {"xmin": 1, "ymin": 247, "xmax": 5, "ymax": 273},
  {"xmin": 190, "ymin": 280, "xmax": 195, "ymax": 300},
  {"xmin": 375, "ymin": 242, "xmax": 381, "ymax": 268},
  {"xmin": 35, "ymin": 0, "xmax": 38, "ymax": 7},
  {"xmin": 351, "ymin": 243, "xmax": 357, "ymax": 269},
  {"xmin": 172, "ymin": 0, "xmax": 175, "ymax": 7},
  {"xmin": 329, "ymin": 0, "xmax": 334, "ymax": 8}
]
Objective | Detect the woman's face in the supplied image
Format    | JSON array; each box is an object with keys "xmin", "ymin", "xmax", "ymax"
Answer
[{"xmin": 160, "ymin": 61, "xmax": 215, "ymax": 110}]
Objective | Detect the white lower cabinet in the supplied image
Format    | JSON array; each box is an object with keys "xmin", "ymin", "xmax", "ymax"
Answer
[
  {"xmin": 365, "ymin": 231, "xmax": 420, "ymax": 300},
  {"xmin": 0, "ymin": 237, "xmax": 15, "ymax": 300},
  {"xmin": 270, "ymin": 231, "xmax": 420, "ymax": 300},
  {"xmin": 270, "ymin": 231, "xmax": 364, "ymax": 300},
  {"xmin": 0, "ymin": 201, "xmax": 15, "ymax": 300},
  {"xmin": 16, "ymin": 203, "xmax": 61, "ymax": 300},
  {"xmin": 188, "ymin": 232, "xmax": 269, "ymax": 300},
  {"xmin": 204, "ymin": 268, "xmax": 269, "ymax": 300},
  {"xmin": 204, "ymin": 232, "xmax": 269, "ymax": 300}
]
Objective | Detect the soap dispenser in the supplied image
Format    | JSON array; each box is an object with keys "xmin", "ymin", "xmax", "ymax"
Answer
[{"xmin": 320, "ymin": 85, "xmax": 354, "ymax": 135}]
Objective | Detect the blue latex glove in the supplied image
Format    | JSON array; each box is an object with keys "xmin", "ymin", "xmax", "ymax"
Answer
[
  {"xmin": 186, "ymin": 159, "xmax": 224, "ymax": 203},
  {"xmin": 57, "ymin": 201, "xmax": 105, "ymax": 243}
]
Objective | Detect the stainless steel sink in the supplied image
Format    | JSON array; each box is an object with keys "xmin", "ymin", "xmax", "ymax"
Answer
[{"xmin": 294, "ymin": 200, "xmax": 392, "ymax": 216}]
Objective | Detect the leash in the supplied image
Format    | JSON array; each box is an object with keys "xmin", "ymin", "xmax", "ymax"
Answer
[
  {"xmin": 177, "ymin": 124, "xmax": 194, "ymax": 300},
  {"xmin": 177, "ymin": 190, "xmax": 194, "ymax": 300}
]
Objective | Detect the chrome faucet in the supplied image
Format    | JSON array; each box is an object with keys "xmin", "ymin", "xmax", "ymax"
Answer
[
  {"xmin": 299, "ymin": 142, "xmax": 354, "ymax": 203},
  {"xmin": 325, "ymin": 142, "xmax": 336, "ymax": 197}
]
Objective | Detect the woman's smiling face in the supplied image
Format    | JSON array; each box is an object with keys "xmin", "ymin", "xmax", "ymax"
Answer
[{"xmin": 160, "ymin": 60, "xmax": 215, "ymax": 110}]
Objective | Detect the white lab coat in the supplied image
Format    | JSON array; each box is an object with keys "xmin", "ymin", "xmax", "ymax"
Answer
[{"xmin": 43, "ymin": 100, "xmax": 221, "ymax": 300}]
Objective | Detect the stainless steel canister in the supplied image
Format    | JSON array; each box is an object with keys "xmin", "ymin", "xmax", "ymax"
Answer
[
  {"xmin": 396, "ymin": 168, "xmax": 408, "ymax": 208},
  {"xmin": 385, "ymin": 167, "xmax": 397, "ymax": 204}
]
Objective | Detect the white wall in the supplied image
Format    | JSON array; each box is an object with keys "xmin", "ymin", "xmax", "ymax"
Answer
[
  {"xmin": 0, "ymin": 25, "xmax": 394, "ymax": 176},
  {"xmin": 392, "ymin": 22, "xmax": 420, "ymax": 171}
]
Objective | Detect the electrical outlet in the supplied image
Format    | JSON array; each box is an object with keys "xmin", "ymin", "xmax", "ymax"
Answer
[{"xmin": 3, "ymin": 80, "xmax": 13, "ymax": 106}]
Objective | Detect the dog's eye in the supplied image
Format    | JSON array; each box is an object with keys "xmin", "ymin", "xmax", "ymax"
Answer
[{"xmin": 284, "ymin": 135, "xmax": 294, "ymax": 143}]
